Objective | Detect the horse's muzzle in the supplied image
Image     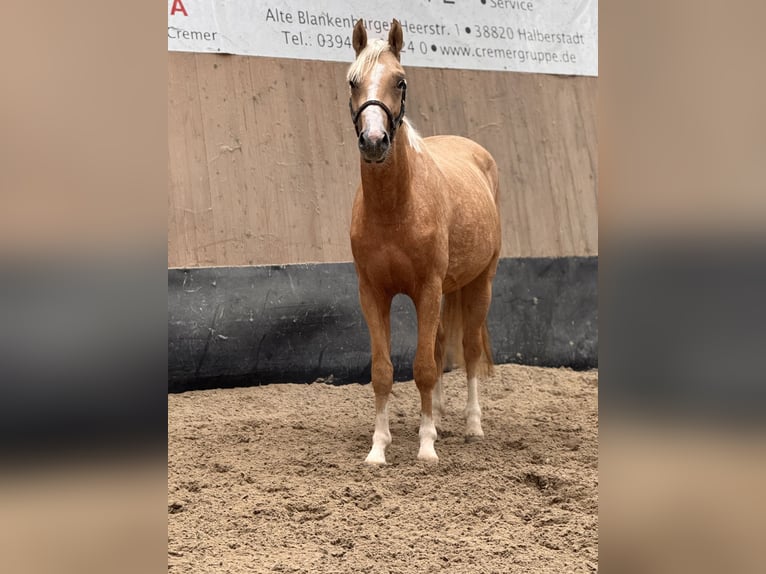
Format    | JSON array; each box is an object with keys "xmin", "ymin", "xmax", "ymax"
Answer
[{"xmin": 358, "ymin": 129, "xmax": 390, "ymax": 163}]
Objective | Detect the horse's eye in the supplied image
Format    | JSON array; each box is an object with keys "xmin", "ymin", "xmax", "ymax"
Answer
[
  {"xmin": 397, "ymin": 79, "xmax": 407, "ymax": 90},
  {"xmin": 349, "ymin": 80, "xmax": 357, "ymax": 89}
]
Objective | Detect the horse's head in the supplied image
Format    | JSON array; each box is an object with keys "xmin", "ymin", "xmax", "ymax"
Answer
[{"xmin": 347, "ymin": 19, "xmax": 407, "ymax": 163}]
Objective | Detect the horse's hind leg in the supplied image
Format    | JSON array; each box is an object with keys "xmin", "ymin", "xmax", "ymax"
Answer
[
  {"xmin": 432, "ymin": 318, "xmax": 446, "ymax": 429},
  {"xmin": 460, "ymin": 265, "xmax": 497, "ymax": 440}
]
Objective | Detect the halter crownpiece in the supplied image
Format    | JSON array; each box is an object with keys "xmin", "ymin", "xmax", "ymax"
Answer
[{"xmin": 349, "ymin": 81, "xmax": 407, "ymax": 142}]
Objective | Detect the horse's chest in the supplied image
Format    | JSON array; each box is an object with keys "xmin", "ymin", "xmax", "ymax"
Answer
[{"xmin": 352, "ymin": 226, "xmax": 443, "ymax": 289}]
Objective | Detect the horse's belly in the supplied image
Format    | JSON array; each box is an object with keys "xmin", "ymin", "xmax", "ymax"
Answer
[
  {"xmin": 443, "ymin": 256, "xmax": 492, "ymax": 293},
  {"xmin": 443, "ymin": 224, "xmax": 499, "ymax": 292}
]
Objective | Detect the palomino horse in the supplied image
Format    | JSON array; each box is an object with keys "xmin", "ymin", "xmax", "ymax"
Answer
[{"xmin": 348, "ymin": 19, "xmax": 501, "ymax": 464}]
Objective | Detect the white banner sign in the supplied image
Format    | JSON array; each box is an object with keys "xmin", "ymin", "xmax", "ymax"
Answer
[{"xmin": 168, "ymin": 0, "xmax": 597, "ymax": 76}]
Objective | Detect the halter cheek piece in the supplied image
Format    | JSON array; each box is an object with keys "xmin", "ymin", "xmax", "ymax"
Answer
[{"xmin": 349, "ymin": 82, "xmax": 407, "ymax": 143}]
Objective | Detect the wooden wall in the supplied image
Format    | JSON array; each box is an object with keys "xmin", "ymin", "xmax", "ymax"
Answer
[{"xmin": 168, "ymin": 52, "xmax": 597, "ymax": 268}]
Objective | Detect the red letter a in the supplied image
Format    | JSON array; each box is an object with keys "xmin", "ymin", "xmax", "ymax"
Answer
[{"xmin": 170, "ymin": 0, "xmax": 188, "ymax": 16}]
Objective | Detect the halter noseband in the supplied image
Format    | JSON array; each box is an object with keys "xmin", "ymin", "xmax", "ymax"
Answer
[{"xmin": 349, "ymin": 82, "xmax": 407, "ymax": 143}]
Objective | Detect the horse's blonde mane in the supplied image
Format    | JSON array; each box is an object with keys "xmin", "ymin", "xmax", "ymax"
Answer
[
  {"xmin": 347, "ymin": 39, "xmax": 390, "ymax": 84},
  {"xmin": 403, "ymin": 118, "xmax": 423, "ymax": 153}
]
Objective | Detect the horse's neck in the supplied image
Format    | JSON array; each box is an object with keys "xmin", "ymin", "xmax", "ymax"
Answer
[{"xmin": 359, "ymin": 130, "xmax": 415, "ymax": 213}]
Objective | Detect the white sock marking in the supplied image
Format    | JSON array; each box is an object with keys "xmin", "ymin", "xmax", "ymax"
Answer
[
  {"xmin": 417, "ymin": 413, "xmax": 439, "ymax": 462},
  {"xmin": 465, "ymin": 376, "xmax": 484, "ymax": 437},
  {"xmin": 365, "ymin": 400, "xmax": 391, "ymax": 465}
]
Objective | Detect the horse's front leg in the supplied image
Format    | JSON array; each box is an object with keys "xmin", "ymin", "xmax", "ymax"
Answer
[
  {"xmin": 358, "ymin": 280, "xmax": 393, "ymax": 465},
  {"xmin": 413, "ymin": 283, "xmax": 443, "ymax": 463}
]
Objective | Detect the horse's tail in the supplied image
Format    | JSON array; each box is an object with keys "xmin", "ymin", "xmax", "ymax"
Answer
[
  {"xmin": 440, "ymin": 291, "xmax": 494, "ymax": 378},
  {"xmin": 480, "ymin": 321, "xmax": 495, "ymax": 378},
  {"xmin": 441, "ymin": 291, "xmax": 464, "ymax": 371}
]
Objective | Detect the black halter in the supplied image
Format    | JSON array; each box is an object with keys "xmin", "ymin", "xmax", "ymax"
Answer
[{"xmin": 349, "ymin": 82, "xmax": 407, "ymax": 143}]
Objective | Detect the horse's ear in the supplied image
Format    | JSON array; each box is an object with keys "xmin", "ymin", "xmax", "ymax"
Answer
[
  {"xmin": 352, "ymin": 19, "xmax": 367, "ymax": 56},
  {"xmin": 388, "ymin": 19, "xmax": 404, "ymax": 60}
]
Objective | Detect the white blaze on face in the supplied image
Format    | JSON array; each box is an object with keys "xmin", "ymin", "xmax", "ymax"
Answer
[{"xmin": 360, "ymin": 63, "xmax": 388, "ymax": 141}]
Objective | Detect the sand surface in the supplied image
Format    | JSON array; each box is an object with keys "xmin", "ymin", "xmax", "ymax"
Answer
[{"xmin": 168, "ymin": 364, "xmax": 598, "ymax": 573}]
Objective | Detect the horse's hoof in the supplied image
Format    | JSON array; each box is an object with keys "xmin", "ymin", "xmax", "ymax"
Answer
[
  {"xmin": 364, "ymin": 454, "xmax": 387, "ymax": 465},
  {"xmin": 364, "ymin": 457, "xmax": 386, "ymax": 466},
  {"xmin": 465, "ymin": 434, "xmax": 484, "ymax": 443},
  {"xmin": 417, "ymin": 457, "xmax": 439, "ymax": 465},
  {"xmin": 417, "ymin": 451, "xmax": 439, "ymax": 464}
]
